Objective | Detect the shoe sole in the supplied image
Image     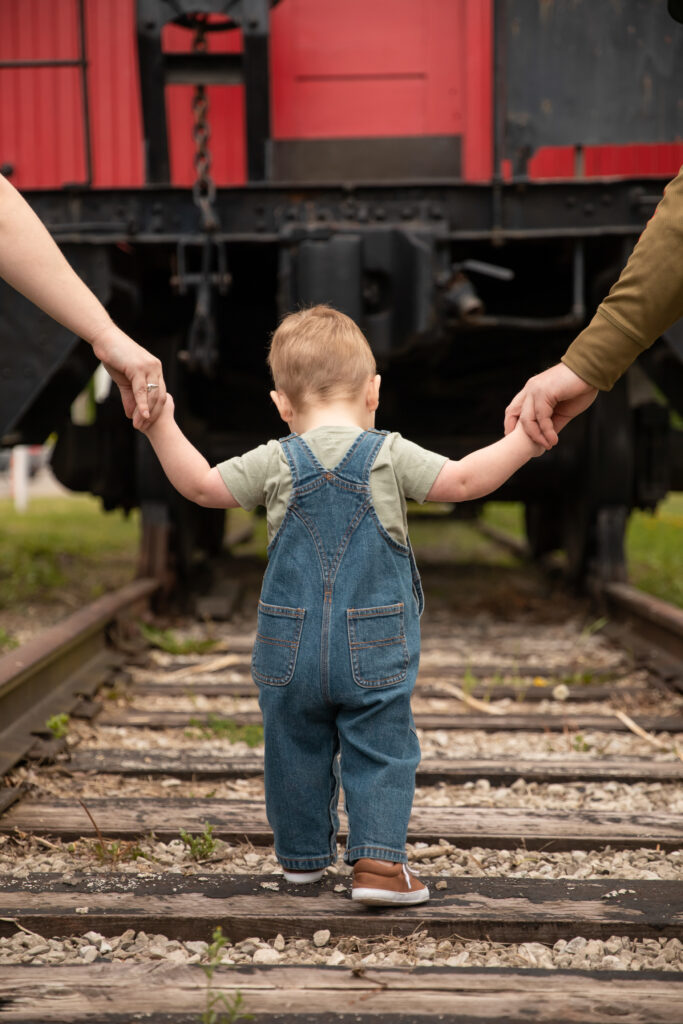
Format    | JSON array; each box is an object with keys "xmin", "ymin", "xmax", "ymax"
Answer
[
  {"xmin": 282, "ymin": 869, "xmax": 326, "ymax": 884},
  {"xmin": 351, "ymin": 886, "xmax": 430, "ymax": 906}
]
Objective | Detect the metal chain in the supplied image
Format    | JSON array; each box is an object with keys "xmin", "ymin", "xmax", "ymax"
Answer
[{"xmin": 191, "ymin": 15, "xmax": 217, "ymax": 229}]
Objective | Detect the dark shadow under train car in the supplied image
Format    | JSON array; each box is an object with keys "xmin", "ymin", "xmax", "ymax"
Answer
[{"xmin": 1, "ymin": 0, "xmax": 682, "ymax": 585}]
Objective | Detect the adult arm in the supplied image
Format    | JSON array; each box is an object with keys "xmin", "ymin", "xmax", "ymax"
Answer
[
  {"xmin": 0, "ymin": 173, "xmax": 166, "ymax": 422},
  {"xmin": 506, "ymin": 164, "xmax": 683, "ymax": 447}
]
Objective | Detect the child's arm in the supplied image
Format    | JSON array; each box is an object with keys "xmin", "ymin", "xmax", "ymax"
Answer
[
  {"xmin": 427, "ymin": 422, "xmax": 543, "ymax": 503},
  {"xmin": 141, "ymin": 395, "xmax": 240, "ymax": 509}
]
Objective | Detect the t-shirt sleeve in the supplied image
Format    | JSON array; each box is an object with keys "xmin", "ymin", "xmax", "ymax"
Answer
[
  {"xmin": 390, "ymin": 434, "xmax": 449, "ymax": 503},
  {"xmin": 215, "ymin": 440, "xmax": 279, "ymax": 510}
]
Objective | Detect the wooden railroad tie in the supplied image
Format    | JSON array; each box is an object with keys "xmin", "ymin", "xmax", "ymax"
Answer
[
  {"xmin": 128, "ymin": 678, "xmax": 639, "ymax": 703},
  {"xmin": 0, "ymin": 875, "xmax": 681, "ymax": 944},
  {"xmin": 96, "ymin": 708, "xmax": 683, "ymax": 734},
  {"xmin": 62, "ymin": 750, "xmax": 683, "ymax": 786},
  {"xmin": 2, "ymin": 799, "xmax": 681, "ymax": 851},
  {"xmin": 0, "ymin": 962, "xmax": 681, "ymax": 1022}
]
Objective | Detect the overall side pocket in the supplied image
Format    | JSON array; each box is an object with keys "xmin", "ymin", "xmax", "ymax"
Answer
[
  {"xmin": 347, "ymin": 602, "xmax": 408, "ymax": 688},
  {"xmin": 252, "ymin": 601, "xmax": 305, "ymax": 686}
]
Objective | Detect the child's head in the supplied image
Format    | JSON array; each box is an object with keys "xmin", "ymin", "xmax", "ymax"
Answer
[{"xmin": 268, "ymin": 305, "xmax": 377, "ymax": 415}]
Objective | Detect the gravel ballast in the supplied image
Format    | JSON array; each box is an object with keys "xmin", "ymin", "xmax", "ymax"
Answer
[{"xmin": 0, "ymin": 927, "xmax": 680, "ymax": 972}]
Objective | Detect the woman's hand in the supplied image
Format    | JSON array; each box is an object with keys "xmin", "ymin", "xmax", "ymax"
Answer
[{"xmin": 92, "ymin": 323, "xmax": 167, "ymax": 424}]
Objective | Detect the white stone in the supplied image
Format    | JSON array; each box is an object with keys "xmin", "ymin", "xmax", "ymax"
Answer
[
  {"xmin": 147, "ymin": 946, "xmax": 169, "ymax": 959},
  {"xmin": 601, "ymin": 955, "xmax": 623, "ymax": 969},
  {"xmin": 446, "ymin": 952, "xmax": 469, "ymax": 967},
  {"xmin": 253, "ymin": 947, "xmax": 280, "ymax": 964},
  {"xmin": 519, "ymin": 942, "xmax": 550, "ymax": 966},
  {"xmin": 185, "ymin": 941, "xmax": 208, "ymax": 955},
  {"xmin": 565, "ymin": 936, "xmax": 588, "ymax": 954},
  {"xmin": 25, "ymin": 943, "xmax": 49, "ymax": 957},
  {"xmin": 313, "ymin": 929, "xmax": 331, "ymax": 948},
  {"xmin": 80, "ymin": 946, "xmax": 98, "ymax": 964},
  {"xmin": 167, "ymin": 948, "xmax": 189, "ymax": 963},
  {"xmin": 327, "ymin": 950, "xmax": 346, "ymax": 966},
  {"xmin": 273, "ymin": 934, "xmax": 286, "ymax": 952},
  {"xmin": 604, "ymin": 936, "xmax": 622, "ymax": 954}
]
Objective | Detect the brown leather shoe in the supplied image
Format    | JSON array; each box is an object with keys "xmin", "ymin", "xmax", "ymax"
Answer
[{"xmin": 352, "ymin": 858, "xmax": 429, "ymax": 906}]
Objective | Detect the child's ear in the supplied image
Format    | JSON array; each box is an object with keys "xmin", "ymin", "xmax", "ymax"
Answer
[
  {"xmin": 366, "ymin": 374, "xmax": 381, "ymax": 412},
  {"xmin": 270, "ymin": 390, "xmax": 294, "ymax": 424}
]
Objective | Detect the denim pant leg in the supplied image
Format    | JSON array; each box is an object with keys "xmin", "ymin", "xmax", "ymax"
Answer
[
  {"xmin": 337, "ymin": 679, "xmax": 421, "ymax": 864},
  {"xmin": 258, "ymin": 684, "xmax": 340, "ymax": 870}
]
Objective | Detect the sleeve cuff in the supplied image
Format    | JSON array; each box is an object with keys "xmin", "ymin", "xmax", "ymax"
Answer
[
  {"xmin": 413, "ymin": 454, "xmax": 449, "ymax": 504},
  {"xmin": 216, "ymin": 462, "xmax": 259, "ymax": 510},
  {"xmin": 562, "ymin": 311, "xmax": 645, "ymax": 391}
]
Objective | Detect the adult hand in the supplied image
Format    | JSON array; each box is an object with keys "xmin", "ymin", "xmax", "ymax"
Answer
[
  {"xmin": 91, "ymin": 323, "xmax": 167, "ymax": 425},
  {"xmin": 504, "ymin": 362, "xmax": 598, "ymax": 449}
]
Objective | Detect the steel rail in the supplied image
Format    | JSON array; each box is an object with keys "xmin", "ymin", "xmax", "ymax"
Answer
[
  {"xmin": 601, "ymin": 582, "xmax": 683, "ymax": 668},
  {"xmin": 0, "ymin": 578, "xmax": 159, "ymax": 778},
  {"xmin": 475, "ymin": 521, "xmax": 683, "ymax": 673}
]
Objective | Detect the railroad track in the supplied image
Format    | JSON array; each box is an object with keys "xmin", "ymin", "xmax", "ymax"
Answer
[{"xmin": 0, "ymin": 536, "xmax": 682, "ymax": 1022}]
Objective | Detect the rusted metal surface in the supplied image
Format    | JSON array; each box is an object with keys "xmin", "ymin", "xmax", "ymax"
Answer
[
  {"xmin": 0, "ymin": 578, "xmax": 159, "ymax": 778},
  {"xmin": 603, "ymin": 582, "xmax": 683, "ymax": 666}
]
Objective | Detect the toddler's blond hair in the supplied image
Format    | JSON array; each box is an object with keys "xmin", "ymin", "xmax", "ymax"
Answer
[{"xmin": 268, "ymin": 305, "xmax": 376, "ymax": 409}]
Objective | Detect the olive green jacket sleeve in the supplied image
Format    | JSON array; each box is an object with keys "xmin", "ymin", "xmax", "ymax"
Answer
[{"xmin": 562, "ymin": 164, "xmax": 683, "ymax": 390}]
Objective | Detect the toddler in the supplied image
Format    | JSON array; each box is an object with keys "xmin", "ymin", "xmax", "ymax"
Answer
[{"xmin": 138, "ymin": 305, "xmax": 542, "ymax": 905}]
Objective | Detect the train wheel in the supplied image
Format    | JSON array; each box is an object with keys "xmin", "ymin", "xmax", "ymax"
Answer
[
  {"xmin": 523, "ymin": 380, "xmax": 632, "ymax": 585},
  {"xmin": 561, "ymin": 380, "xmax": 632, "ymax": 584}
]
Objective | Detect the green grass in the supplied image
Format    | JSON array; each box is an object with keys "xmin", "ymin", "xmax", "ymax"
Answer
[
  {"xmin": 138, "ymin": 621, "xmax": 218, "ymax": 656},
  {"xmin": 45, "ymin": 713, "xmax": 70, "ymax": 739},
  {"xmin": 179, "ymin": 822, "xmax": 218, "ymax": 861},
  {"xmin": 0, "ymin": 495, "xmax": 138, "ymax": 610},
  {"xmin": 187, "ymin": 714, "xmax": 264, "ymax": 748},
  {"xmin": 408, "ymin": 507, "xmax": 521, "ymax": 568},
  {"xmin": 0, "ymin": 627, "xmax": 18, "ymax": 652},
  {"xmin": 626, "ymin": 494, "xmax": 683, "ymax": 608},
  {"xmin": 483, "ymin": 495, "xmax": 683, "ymax": 608}
]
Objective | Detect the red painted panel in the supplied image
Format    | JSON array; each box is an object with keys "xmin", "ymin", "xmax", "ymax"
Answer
[
  {"xmin": 86, "ymin": 0, "xmax": 143, "ymax": 187},
  {"xmin": 1, "ymin": 0, "xmax": 679, "ymax": 191},
  {"xmin": 462, "ymin": 0, "xmax": 493, "ymax": 181},
  {"xmin": 583, "ymin": 144, "xmax": 683, "ymax": 178},
  {"xmin": 528, "ymin": 144, "xmax": 683, "ymax": 180},
  {"xmin": 0, "ymin": 0, "xmax": 85, "ymax": 188},
  {"xmin": 271, "ymin": 0, "xmax": 467, "ymax": 143}
]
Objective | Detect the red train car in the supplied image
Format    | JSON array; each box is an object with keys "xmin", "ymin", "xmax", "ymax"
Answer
[
  {"xmin": 1, "ymin": 0, "xmax": 682, "ymax": 583},
  {"xmin": 2, "ymin": 0, "xmax": 682, "ymax": 190}
]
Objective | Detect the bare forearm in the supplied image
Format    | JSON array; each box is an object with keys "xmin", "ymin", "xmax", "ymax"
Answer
[
  {"xmin": 146, "ymin": 417, "xmax": 216, "ymax": 506},
  {"xmin": 0, "ymin": 175, "xmax": 112, "ymax": 343},
  {"xmin": 428, "ymin": 427, "xmax": 541, "ymax": 503}
]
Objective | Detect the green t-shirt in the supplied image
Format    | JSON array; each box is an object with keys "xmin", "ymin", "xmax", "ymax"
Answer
[{"xmin": 217, "ymin": 426, "xmax": 448, "ymax": 545}]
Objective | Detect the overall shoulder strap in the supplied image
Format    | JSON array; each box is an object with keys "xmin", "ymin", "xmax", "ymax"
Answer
[
  {"xmin": 333, "ymin": 429, "xmax": 389, "ymax": 484},
  {"xmin": 279, "ymin": 433, "xmax": 324, "ymax": 487}
]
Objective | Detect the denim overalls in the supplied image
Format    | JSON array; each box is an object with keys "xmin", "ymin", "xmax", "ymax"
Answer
[{"xmin": 251, "ymin": 429, "xmax": 423, "ymax": 870}]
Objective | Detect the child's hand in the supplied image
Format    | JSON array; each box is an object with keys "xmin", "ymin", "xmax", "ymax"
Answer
[
  {"xmin": 514, "ymin": 420, "xmax": 545, "ymax": 457},
  {"xmin": 133, "ymin": 393, "xmax": 175, "ymax": 432}
]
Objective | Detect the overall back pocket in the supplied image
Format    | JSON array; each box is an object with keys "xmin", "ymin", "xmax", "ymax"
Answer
[
  {"xmin": 347, "ymin": 602, "xmax": 408, "ymax": 687},
  {"xmin": 252, "ymin": 601, "xmax": 305, "ymax": 686}
]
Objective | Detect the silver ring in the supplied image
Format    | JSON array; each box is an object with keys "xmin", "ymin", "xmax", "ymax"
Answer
[{"xmin": 146, "ymin": 383, "xmax": 159, "ymax": 392}]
